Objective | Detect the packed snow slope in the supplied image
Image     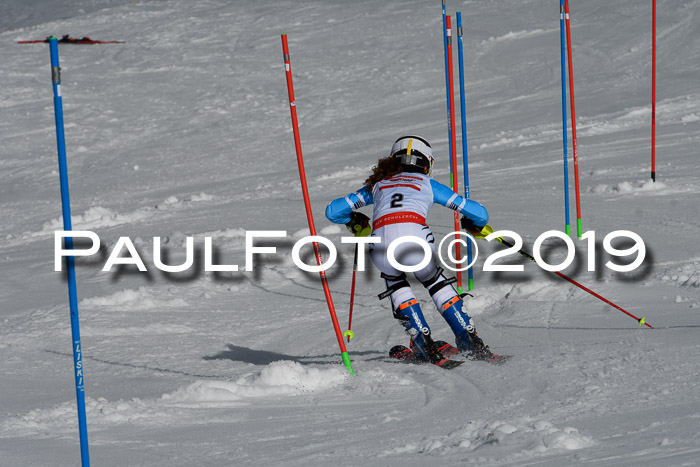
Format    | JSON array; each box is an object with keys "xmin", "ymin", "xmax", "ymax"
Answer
[{"xmin": 1, "ymin": 0, "xmax": 699, "ymax": 465}]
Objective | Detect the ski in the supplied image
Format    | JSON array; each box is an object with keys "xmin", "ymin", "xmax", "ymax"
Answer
[
  {"xmin": 434, "ymin": 340, "xmax": 511, "ymax": 365},
  {"xmin": 18, "ymin": 35, "xmax": 125, "ymax": 45},
  {"xmin": 389, "ymin": 344, "xmax": 464, "ymax": 369}
]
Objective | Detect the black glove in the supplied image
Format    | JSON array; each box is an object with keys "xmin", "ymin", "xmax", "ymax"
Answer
[
  {"xmin": 345, "ymin": 212, "xmax": 371, "ymax": 237},
  {"xmin": 460, "ymin": 216, "xmax": 482, "ymax": 233}
]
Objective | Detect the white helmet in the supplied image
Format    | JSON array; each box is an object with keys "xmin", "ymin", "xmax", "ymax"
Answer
[{"xmin": 390, "ymin": 135, "xmax": 435, "ymax": 176}]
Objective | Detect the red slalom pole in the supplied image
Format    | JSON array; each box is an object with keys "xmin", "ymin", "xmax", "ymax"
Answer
[
  {"xmin": 281, "ymin": 34, "xmax": 354, "ymax": 374},
  {"xmin": 564, "ymin": 0, "xmax": 583, "ymax": 238},
  {"xmin": 495, "ymin": 234, "xmax": 652, "ymax": 328},
  {"xmin": 553, "ymin": 270, "xmax": 652, "ymax": 328},
  {"xmin": 446, "ymin": 15, "xmax": 463, "ymax": 291},
  {"xmin": 651, "ymin": 0, "xmax": 657, "ymax": 182}
]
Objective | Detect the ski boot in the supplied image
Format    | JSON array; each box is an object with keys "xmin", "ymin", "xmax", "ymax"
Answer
[
  {"xmin": 408, "ymin": 334, "xmax": 446, "ymax": 364},
  {"xmin": 440, "ymin": 296, "xmax": 493, "ymax": 360},
  {"xmin": 394, "ymin": 299, "xmax": 443, "ymax": 364}
]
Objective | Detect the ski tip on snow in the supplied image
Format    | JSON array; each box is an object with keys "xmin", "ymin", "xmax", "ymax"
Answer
[
  {"xmin": 472, "ymin": 353, "xmax": 511, "ymax": 365},
  {"xmin": 435, "ymin": 340, "xmax": 511, "ymax": 365},
  {"xmin": 434, "ymin": 358, "xmax": 465, "ymax": 369}
]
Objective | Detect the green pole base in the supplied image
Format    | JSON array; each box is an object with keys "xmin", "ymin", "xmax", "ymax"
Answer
[
  {"xmin": 576, "ymin": 218, "xmax": 583, "ymax": 239},
  {"xmin": 341, "ymin": 351, "xmax": 354, "ymax": 376},
  {"xmin": 467, "ymin": 278, "xmax": 474, "ymax": 291},
  {"xmin": 456, "ymin": 286, "xmax": 463, "ymax": 295},
  {"xmin": 565, "ymin": 224, "xmax": 571, "ymax": 237}
]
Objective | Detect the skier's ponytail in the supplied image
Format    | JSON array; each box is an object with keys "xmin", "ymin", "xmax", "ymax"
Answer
[{"xmin": 365, "ymin": 156, "xmax": 403, "ymax": 190}]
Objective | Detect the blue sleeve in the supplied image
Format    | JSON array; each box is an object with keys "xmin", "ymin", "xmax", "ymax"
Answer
[
  {"xmin": 325, "ymin": 185, "xmax": 374, "ymax": 224},
  {"xmin": 430, "ymin": 179, "xmax": 489, "ymax": 228}
]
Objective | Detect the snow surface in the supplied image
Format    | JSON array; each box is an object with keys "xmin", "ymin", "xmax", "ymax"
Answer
[{"xmin": 1, "ymin": 0, "xmax": 700, "ymax": 465}]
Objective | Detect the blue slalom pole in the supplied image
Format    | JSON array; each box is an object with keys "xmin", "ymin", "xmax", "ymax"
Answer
[
  {"xmin": 560, "ymin": 0, "xmax": 571, "ymax": 237},
  {"xmin": 456, "ymin": 12, "xmax": 474, "ymax": 291},
  {"xmin": 442, "ymin": 0, "xmax": 454, "ymax": 182},
  {"xmin": 48, "ymin": 37, "xmax": 91, "ymax": 467}
]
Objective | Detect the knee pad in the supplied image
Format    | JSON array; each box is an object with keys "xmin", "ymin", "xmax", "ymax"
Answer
[
  {"xmin": 419, "ymin": 268, "xmax": 458, "ymax": 309},
  {"xmin": 378, "ymin": 272, "xmax": 416, "ymax": 312},
  {"xmin": 378, "ymin": 272, "xmax": 409, "ymax": 299}
]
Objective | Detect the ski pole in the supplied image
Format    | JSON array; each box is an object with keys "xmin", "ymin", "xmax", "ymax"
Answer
[
  {"xmin": 48, "ymin": 37, "xmax": 91, "ymax": 466},
  {"xmin": 281, "ymin": 34, "xmax": 354, "ymax": 375},
  {"xmin": 478, "ymin": 226, "xmax": 652, "ymax": 328},
  {"xmin": 564, "ymin": 0, "xmax": 583, "ymax": 238},
  {"xmin": 344, "ymin": 243, "xmax": 359, "ymax": 342},
  {"xmin": 559, "ymin": 0, "xmax": 572, "ymax": 237},
  {"xmin": 456, "ymin": 11, "xmax": 475, "ymax": 291}
]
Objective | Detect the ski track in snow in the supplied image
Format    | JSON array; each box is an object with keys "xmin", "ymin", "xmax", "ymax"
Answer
[{"xmin": 1, "ymin": 0, "xmax": 700, "ymax": 465}]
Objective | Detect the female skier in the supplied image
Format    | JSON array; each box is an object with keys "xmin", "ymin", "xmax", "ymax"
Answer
[{"xmin": 325, "ymin": 135, "xmax": 494, "ymax": 363}]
